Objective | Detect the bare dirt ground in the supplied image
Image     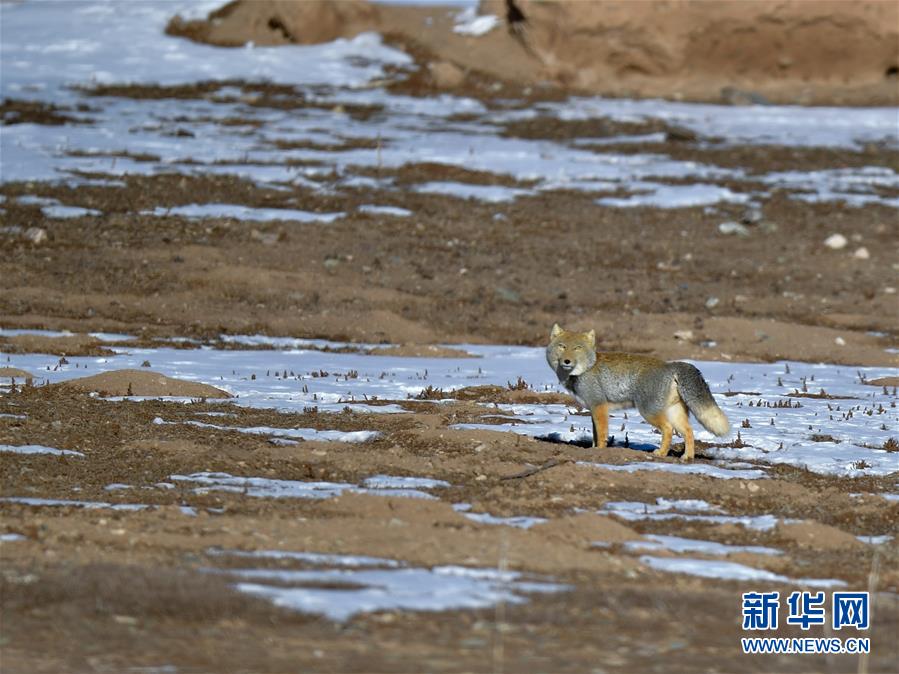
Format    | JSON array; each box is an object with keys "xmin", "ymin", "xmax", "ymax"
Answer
[
  {"xmin": 1, "ymin": 147, "xmax": 897, "ymax": 365},
  {"xmin": 1, "ymin": 386, "xmax": 898, "ymax": 673},
  {"xmin": 1, "ymin": 4, "xmax": 898, "ymax": 673}
]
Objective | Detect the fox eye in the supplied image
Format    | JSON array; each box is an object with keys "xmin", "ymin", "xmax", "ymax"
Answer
[{"xmin": 573, "ymin": 346, "xmax": 581, "ymax": 351}]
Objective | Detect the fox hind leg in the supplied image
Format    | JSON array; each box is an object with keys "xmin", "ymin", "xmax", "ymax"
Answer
[
  {"xmin": 646, "ymin": 413, "xmax": 673, "ymax": 457},
  {"xmin": 666, "ymin": 402, "xmax": 695, "ymax": 461}
]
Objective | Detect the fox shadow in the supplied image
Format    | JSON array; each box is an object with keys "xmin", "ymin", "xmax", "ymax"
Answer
[{"xmin": 535, "ymin": 433, "xmax": 657, "ymax": 453}]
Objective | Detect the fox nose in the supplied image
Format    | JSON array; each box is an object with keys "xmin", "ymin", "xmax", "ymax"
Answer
[{"xmin": 563, "ymin": 359, "xmax": 571, "ymax": 365}]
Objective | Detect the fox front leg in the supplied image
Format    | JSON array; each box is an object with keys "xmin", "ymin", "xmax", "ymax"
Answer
[{"xmin": 591, "ymin": 403, "xmax": 609, "ymax": 449}]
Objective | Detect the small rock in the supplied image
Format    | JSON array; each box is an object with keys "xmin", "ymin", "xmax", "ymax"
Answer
[
  {"xmin": 834, "ymin": 336, "xmax": 846, "ymax": 346},
  {"xmin": 718, "ymin": 221, "xmax": 750, "ymax": 237},
  {"xmin": 495, "ymin": 286, "xmax": 521, "ymax": 304},
  {"xmin": 24, "ymin": 227, "xmax": 47, "ymax": 244},
  {"xmin": 824, "ymin": 233, "xmax": 848, "ymax": 250},
  {"xmin": 665, "ymin": 126, "xmax": 697, "ymax": 143},
  {"xmin": 673, "ymin": 330, "xmax": 694, "ymax": 341},
  {"xmin": 852, "ymin": 246, "xmax": 870, "ymax": 260},
  {"xmin": 741, "ymin": 207, "xmax": 763, "ymax": 225},
  {"xmin": 721, "ymin": 86, "xmax": 769, "ymax": 106},
  {"xmin": 705, "ymin": 297, "xmax": 720, "ymax": 309},
  {"xmin": 250, "ymin": 229, "xmax": 279, "ymax": 246}
]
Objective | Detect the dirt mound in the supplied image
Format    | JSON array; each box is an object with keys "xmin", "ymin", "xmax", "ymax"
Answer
[
  {"xmin": 0, "ymin": 334, "xmax": 112, "ymax": 357},
  {"xmin": 533, "ymin": 513, "xmax": 643, "ymax": 546},
  {"xmin": 0, "ymin": 367, "xmax": 35, "ymax": 384},
  {"xmin": 58, "ymin": 369, "xmax": 231, "ymax": 398},
  {"xmin": 486, "ymin": 0, "xmax": 899, "ymax": 104},
  {"xmin": 166, "ymin": 0, "xmax": 380, "ymax": 47},
  {"xmin": 167, "ymin": 0, "xmax": 899, "ymax": 105},
  {"xmin": 369, "ymin": 344, "xmax": 476, "ymax": 359},
  {"xmin": 774, "ymin": 521, "xmax": 864, "ymax": 550},
  {"xmin": 867, "ymin": 376, "xmax": 899, "ymax": 387}
]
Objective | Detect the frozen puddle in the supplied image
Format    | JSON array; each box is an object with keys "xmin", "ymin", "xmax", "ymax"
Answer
[
  {"xmin": 141, "ymin": 204, "xmax": 344, "ymax": 223},
  {"xmin": 209, "ymin": 549, "xmax": 566, "ymax": 622},
  {"xmin": 153, "ymin": 418, "xmax": 380, "ymax": 444},
  {"xmin": 0, "ymin": 444, "xmax": 84, "ymax": 457},
  {"xmin": 170, "ymin": 472, "xmax": 449, "ymax": 500},
  {"xmin": 579, "ymin": 460, "xmax": 768, "ymax": 481},
  {"xmin": 624, "ymin": 534, "xmax": 782, "ymax": 557},
  {"xmin": 639, "ymin": 556, "xmax": 845, "ymax": 588},
  {"xmin": 600, "ymin": 499, "xmax": 783, "ymax": 531}
]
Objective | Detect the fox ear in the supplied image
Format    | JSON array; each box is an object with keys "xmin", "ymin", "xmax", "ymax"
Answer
[
  {"xmin": 586, "ymin": 329, "xmax": 596, "ymax": 346},
  {"xmin": 550, "ymin": 323, "xmax": 563, "ymax": 338}
]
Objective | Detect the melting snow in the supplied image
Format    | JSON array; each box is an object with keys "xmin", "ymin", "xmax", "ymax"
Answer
[
  {"xmin": 624, "ymin": 534, "xmax": 782, "ymax": 556},
  {"xmin": 141, "ymin": 204, "xmax": 344, "ymax": 223},
  {"xmin": 42, "ymin": 205, "xmax": 102, "ymax": 219},
  {"xmin": 600, "ymin": 499, "xmax": 783, "ymax": 531},
  {"xmin": 0, "ymin": 444, "xmax": 85, "ymax": 457},
  {"xmin": 578, "ymin": 460, "xmax": 768, "ymax": 480},
  {"xmin": 357, "ymin": 204, "xmax": 412, "ymax": 217},
  {"xmin": 154, "ymin": 417, "xmax": 380, "ymax": 443},
  {"xmin": 170, "ymin": 472, "xmax": 444, "ymax": 500},
  {"xmin": 2, "ymin": 334, "xmax": 897, "ymax": 483},
  {"xmin": 413, "ymin": 182, "xmax": 529, "ymax": 202},
  {"xmin": 209, "ymin": 548, "xmax": 565, "ymax": 622},
  {"xmin": 0, "ymin": 497, "xmax": 147, "ymax": 511},
  {"xmin": 596, "ymin": 183, "xmax": 750, "ymax": 208},
  {"xmin": 362, "ymin": 475, "xmax": 450, "ymax": 490},
  {"xmin": 856, "ymin": 534, "xmax": 893, "ymax": 545},
  {"xmin": 453, "ymin": 7, "xmax": 500, "ymax": 37},
  {"xmin": 639, "ymin": 556, "xmax": 846, "ymax": 588}
]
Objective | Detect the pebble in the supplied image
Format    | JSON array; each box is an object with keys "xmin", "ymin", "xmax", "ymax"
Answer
[
  {"xmin": 29, "ymin": 227, "xmax": 48, "ymax": 244},
  {"xmin": 705, "ymin": 297, "xmax": 720, "ymax": 309},
  {"xmin": 824, "ymin": 233, "xmax": 848, "ymax": 250},
  {"xmin": 852, "ymin": 247, "xmax": 870, "ymax": 260},
  {"xmin": 718, "ymin": 221, "xmax": 750, "ymax": 237},
  {"xmin": 741, "ymin": 206, "xmax": 763, "ymax": 224},
  {"xmin": 673, "ymin": 330, "xmax": 694, "ymax": 341},
  {"xmin": 834, "ymin": 337, "xmax": 846, "ymax": 346}
]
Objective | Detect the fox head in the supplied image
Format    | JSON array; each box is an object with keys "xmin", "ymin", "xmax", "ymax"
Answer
[{"xmin": 546, "ymin": 323, "xmax": 597, "ymax": 379}]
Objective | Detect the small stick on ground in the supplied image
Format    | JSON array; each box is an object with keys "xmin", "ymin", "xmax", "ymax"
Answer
[{"xmin": 500, "ymin": 457, "xmax": 570, "ymax": 481}]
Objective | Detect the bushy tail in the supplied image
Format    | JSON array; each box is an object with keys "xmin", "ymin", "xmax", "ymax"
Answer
[{"xmin": 673, "ymin": 363, "xmax": 731, "ymax": 436}]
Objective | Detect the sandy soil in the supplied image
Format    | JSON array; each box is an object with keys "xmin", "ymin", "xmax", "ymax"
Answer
[
  {"xmin": 1, "ymin": 383, "xmax": 898, "ymax": 673},
  {"xmin": 1, "ymin": 160, "xmax": 896, "ymax": 366},
  {"xmin": 167, "ymin": 0, "xmax": 899, "ymax": 106}
]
